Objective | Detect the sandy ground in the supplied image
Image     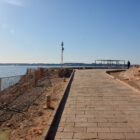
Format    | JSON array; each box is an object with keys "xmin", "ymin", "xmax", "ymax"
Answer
[
  {"xmin": 0, "ymin": 69, "xmax": 72, "ymax": 140},
  {"xmin": 110, "ymin": 66, "xmax": 140, "ymax": 91}
]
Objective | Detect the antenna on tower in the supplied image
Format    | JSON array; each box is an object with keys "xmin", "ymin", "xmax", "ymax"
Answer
[{"xmin": 61, "ymin": 41, "xmax": 64, "ymax": 68}]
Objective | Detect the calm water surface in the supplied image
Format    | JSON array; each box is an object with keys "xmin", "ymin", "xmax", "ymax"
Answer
[
  {"xmin": 0, "ymin": 65, "xmax": 126, "ymax": 90},
  {"xmin": 0, "ymin": 65, "xmax": 57, "ymax": 78},
  {"xmin": 0, "ymin": 64, "xmax": 126, "ymax": 78},
  {"xmin": 0, "ymin": 65, "xmax": 59, "ymax": 90}
]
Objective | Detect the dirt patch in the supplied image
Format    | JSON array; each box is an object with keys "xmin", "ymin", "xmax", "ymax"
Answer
[
  {"xmin": 0, "ymin": 68, "xmax": 72, "ymax": 140},
  {"xmin": 109, "ymin": 66, "xmax": 140, "ymax": 91}
]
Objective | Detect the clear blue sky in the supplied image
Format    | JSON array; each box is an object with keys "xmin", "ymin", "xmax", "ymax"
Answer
[{"xmin": 0, "ymin": 0, "xmax": 140, "ymax": 64}]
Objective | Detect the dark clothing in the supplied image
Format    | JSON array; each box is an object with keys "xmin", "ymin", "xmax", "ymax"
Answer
[{"xmin": 127, "ymin": 61, "xmax": 130, "ymax": 69}]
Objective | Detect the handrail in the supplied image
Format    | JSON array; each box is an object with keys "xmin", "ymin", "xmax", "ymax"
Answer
[{"xmin": 0, "ymin": 74, "xmax": 24, "ymax": 79}]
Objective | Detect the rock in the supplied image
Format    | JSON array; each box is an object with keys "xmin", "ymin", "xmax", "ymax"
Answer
[
  {"xmin": 6, "ymin": 123, "xmax": 12, "ymax": 127},
  {"xmin": 20, "ymin": 124, "xmax": 27, "ymax": 129},
  {"xmin": 123, "ymin": 78, "xmax": 129, "ymax": 80},
  {"xmin": 33, "ymin": 102, "xmax": 38, "ymax": 106},
  {"xmin": 43, "ymin": 106, "xmax": 47, "ymax": 109},
  {"xmin": 35, "ymin": 130, "xmax": 42, "ymax": 135},
  {"xmin": 38, "ymin": 111, "xmax": 43, "ymax": 116}
]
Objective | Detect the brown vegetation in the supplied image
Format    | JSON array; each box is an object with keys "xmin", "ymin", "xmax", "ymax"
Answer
[
  {"xmin": 109, "ymin": 66, "xmax": 140, "ymax": 91},
  {"xmin": 0, "ymin": 68, "xmax": 72, "ymax": 140}
]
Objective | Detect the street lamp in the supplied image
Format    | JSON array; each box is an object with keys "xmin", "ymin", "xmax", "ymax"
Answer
[{"xmin": 61, "ymin": 41, "xmax": 64, "ymax": 68}]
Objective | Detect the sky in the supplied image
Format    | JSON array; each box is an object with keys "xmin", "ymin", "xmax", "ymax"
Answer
[{"xmin": 0, "ymin": 0, "xmax": 140, "ymax": 64}]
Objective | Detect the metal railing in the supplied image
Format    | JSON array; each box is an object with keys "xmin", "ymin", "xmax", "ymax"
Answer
[
  {"xmin": 94, "ymin": 60, "xmax": 126, "ymax": 68},
  {"xmin": 0, "ymin": 75, "xmax": 23, "ymax": 91},
  {"xmin": 0, "ymin": 68, "xmax": 37, "ymax": 92}
]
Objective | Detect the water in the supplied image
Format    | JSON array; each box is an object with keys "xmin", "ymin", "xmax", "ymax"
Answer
[
  {"xmin": 0, "ymin": 65, "xmax": 58, "ymax": 90},
  {"xmin": 0, "ymin": 64, "xmax": 126, "ymax": 91},
  {"xmin": 0, "ymin": 65, "xmax": 57, "ymax": 78},
  {"xmin": 0, "ymin": 64, "xmax": 126, "ymax": 78}
]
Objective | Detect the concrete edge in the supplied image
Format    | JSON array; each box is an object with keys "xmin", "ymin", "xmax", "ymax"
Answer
[
  {"xmin": 106, "ymin": 70, "xmax": 140, "ymax": 94},
  {"xmin": 40, "ymin": 70, "xmax": 75, "ymax": 140}
]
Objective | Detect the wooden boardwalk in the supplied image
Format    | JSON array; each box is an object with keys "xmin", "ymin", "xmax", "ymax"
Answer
[{"xmin": 53, "ymin": 69, "xmax": 140, "ymax": 140}]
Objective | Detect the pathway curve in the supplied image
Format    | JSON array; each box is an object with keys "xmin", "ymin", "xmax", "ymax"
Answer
[{"xmin": 54, "ymin": 69, "xmax": 140, "ymax": 140}]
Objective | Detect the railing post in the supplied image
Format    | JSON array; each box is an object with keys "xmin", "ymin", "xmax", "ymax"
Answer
[
  {"xmin": 39, "ymin": 68, "xmax": 44, "ymax": 78},
  {"xmin": 34, "ymin": 69, "xmax": 41, "ymax": 86},
  {"xmin": 34, "ymin": 70, "xmax": 38, "ymax": 86},
  {"xmin": 26, "ymin": 68, "xmax": 32, "ymax": 75},
  {"xmin": 46, "ymin": 94, "xmax": 51, "ymax": 108},
  {"xmin": 0, "ymin": 78, "xmax": 1, "ymax": 94}
]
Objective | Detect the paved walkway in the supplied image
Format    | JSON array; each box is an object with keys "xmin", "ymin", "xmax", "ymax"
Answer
[{"xmin": 54, "ymin": 70, "xmax": 140, "ymax": 140}]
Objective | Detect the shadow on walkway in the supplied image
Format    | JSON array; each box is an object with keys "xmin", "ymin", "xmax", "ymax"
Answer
[{"xmin": 46, "ymin": 72, "xmax": 75, "ymax": 140}]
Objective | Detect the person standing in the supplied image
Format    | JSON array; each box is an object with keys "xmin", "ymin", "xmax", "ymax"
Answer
[{"xmin": 127, "ymin": 60, "xmax": 130, "ymax": 69}]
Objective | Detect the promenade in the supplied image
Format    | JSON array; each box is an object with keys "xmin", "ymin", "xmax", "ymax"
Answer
[{"xmin": 54, "ymin": 69, "xmax": 140, "ymax": 140}]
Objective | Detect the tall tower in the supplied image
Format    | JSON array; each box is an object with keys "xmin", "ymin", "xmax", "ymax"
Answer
[{"xmin": 61, "ymin": 41, "xmax": 64, "ymax": 67}]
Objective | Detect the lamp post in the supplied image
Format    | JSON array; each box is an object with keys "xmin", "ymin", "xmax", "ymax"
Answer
[{"xmin": 61, "ymin": 41, "xmax": 64, "ymax": 68}]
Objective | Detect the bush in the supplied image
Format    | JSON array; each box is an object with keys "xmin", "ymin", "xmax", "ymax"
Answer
[{"xmin": 58, "ymin": 69, "xmax": 72, "ymax": 78}]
